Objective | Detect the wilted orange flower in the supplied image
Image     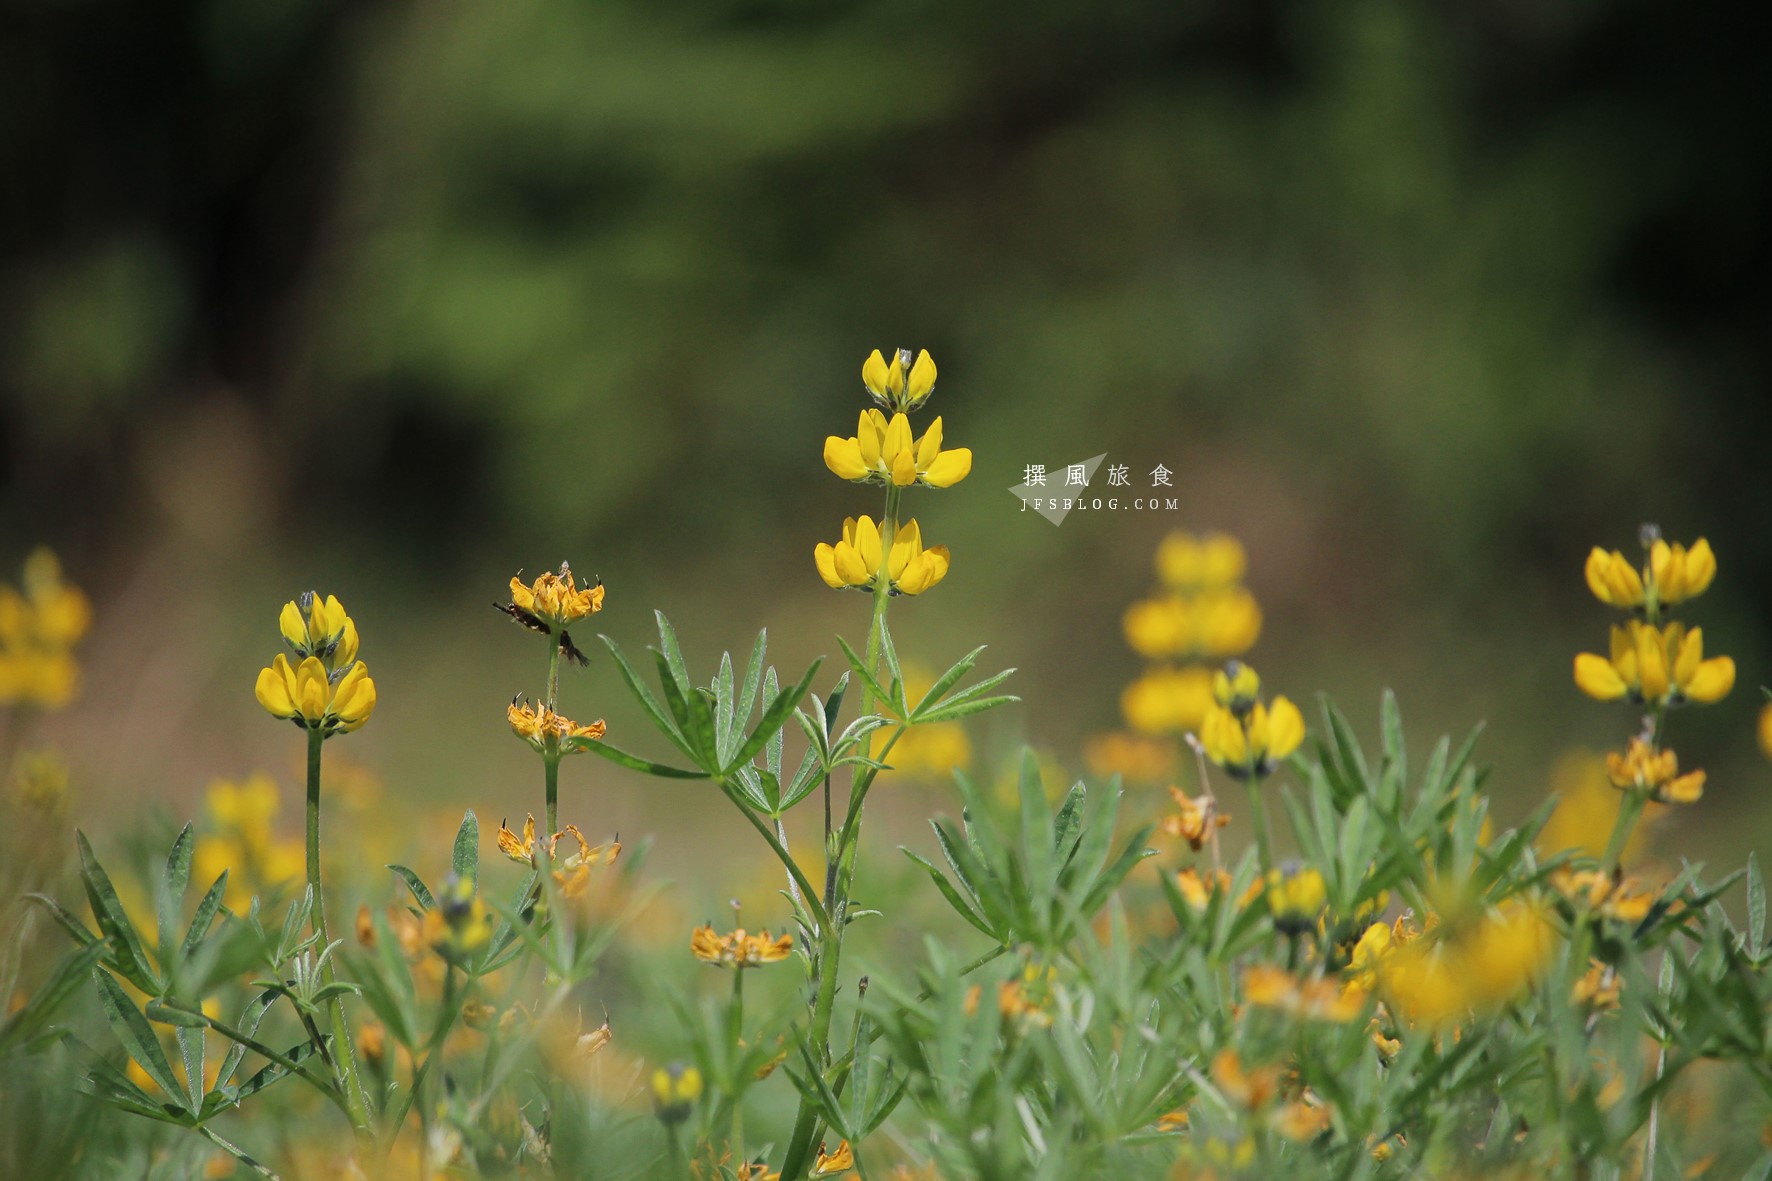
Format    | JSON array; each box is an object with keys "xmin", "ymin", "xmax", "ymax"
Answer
[
  {"xmin": 1160, "ymin": 786, "xmax": 1228, "ymax": 851},
  {"xmin": 812, "ymin": 1140, "xmax": 855, "ymax": 1178},
  {"xmin": 501, "ymin": 562, "xmax": 604, "ymax": 634},
  {"xmin": 508, "ymin": 697, "xmax": 607, "ymax": 754},
  {"xmin": 1573, "ymin": 960, "xmax": 1622, "ymax": 1011},
  {"xmin": 1551, "ymin": 867, "xmax": 1654, "ymax": 924},
  {"xmin": 690, "ymin": 924, "xmax": 793, "ymax": 968},
  {"xmin": 1606, "ymin": 738, "xmax": 1705, "ymax": 805},
  {"xmin": 1242, "ymin": 965, "xmax": 1367, "ymax": 1023}
]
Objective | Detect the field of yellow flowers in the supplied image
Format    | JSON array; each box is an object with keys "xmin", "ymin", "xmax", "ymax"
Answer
[{"xmin": 5, "ymin": 351, "xmax": 1772, "ymax": 1181}]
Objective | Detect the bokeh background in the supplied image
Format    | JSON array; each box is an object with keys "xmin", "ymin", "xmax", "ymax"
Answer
[{"xmin": 5, "ymin": 0, "xmax": 1771, "ymax": 890}]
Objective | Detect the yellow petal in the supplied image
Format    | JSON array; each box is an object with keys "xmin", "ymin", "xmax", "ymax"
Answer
[
  {"xmin": 823, "ymin": 436, "xmax": 869, "ymax": 481},
  {"xmin": 833, "ymin": 541, "xmax": 871, "ymax": 587},
  {"xmin": 1636, "ymin": 626, "xmax": 1669, "ymax": 702},
  {"xmin": 509, "ymin": 576, "xmax": 535, "ymax": 611},
  {"xmin": 916, "ymin": 416, "xmax": 943, "ymax": 467},
  {"xmin": 888, "ymin": 519, "xmax": 920, "ymax": 581},
  {"xmin": 814, "ymin": 543, "xmax": 843, "ymax": 588},
  {"xmin": 279, "ymin": 601, "xmax": 307, "ymax": 650},
  {"xmin": 906, "ymin": 349, "xmax": 936, "ymax": 405},
  {"xmin": 922, "ymin": 447, "xmax": 972, "ymax": 488},
  {"xmin": 852, "ymin": 516, "xmax": 882, "ymax": 572},
  {"xmin": 1682, "ymin": 538, "xmax": 1716, "ymax": 600},
  {"xmin": 1265, "ymin": 696, "xmax": 1306, "ymax": 761},
  {"xmin": 332, "ymin": 664, "xmax": 377, "ymax": 730},
  {"xmin": 1649, "ymin": 539, "xmax": 1673, "ymax": 590},
  {"xmin": 255, "ymin": 657, "xmax": 297, "ymax": 719},
  {"xmin": 336, "ymin": 617, "xmax": 360, "ymax": 667},
  {"xmin": 1574, "ymin": 653, "xmax": 1627, "ymax": 701},
  {"xmin": 861, "ymin": 349, "xmax": 889, "ymax": 398},
  {"xmin": 858, "ymin": 409, "xmax": 885, "ymax": 468},
  {"xmin": 295, "ymin": 656, "xmax": 331, "ymax": 724},
  {"xmin": 882, "ymin": 413, "xmax": 913, "ymax": 462},
  {"xmin": 890, "ymin": 448, "xmax": 918, "ymax": 486},
  {"xmin": 1672, "ymin": 626, "xmax": 1703, "ymax": 688},
  {"xmin": 1684, "ymin": 656, "xmax": 1735, "ymax": 704}
]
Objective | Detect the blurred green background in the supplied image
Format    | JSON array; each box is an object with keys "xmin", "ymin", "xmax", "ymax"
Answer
[{"xmin": 4, "ymin": 0, "xmax": 1770, "ymax": 882}]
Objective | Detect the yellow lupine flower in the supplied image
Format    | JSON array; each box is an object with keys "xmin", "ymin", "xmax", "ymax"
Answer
[
  {"xmin": 814, "ymin": 516, "xmax": 950, "ymax": 596},
  {"xmin": 1265, "ymin": 864, "xmax": 1327, "ymax": 934},
  {"xmin": 690, "ymin": 924, "xmax": 793, "ymax": 968},
  {"xmin": 255, "ymin": 653, "xmax": 376, "ymax": 734},
  {"xmin": 861, "ymin": 347, "xmax": 937, "ymax": 413},
  {"xmin": 277, "ymin": 592, "xmax": 358, "ymax": 671},
  {"xmin": 1649, "ymin": 537, "xmax": 1716, "ymax": 605},
  {"xmin": 1199, "ymin": 696, "xmax": 1306, "ymax": 776},
  {"xmin": 1584, "ymin": 537, "xmax": 1713, "ymax": 610},
  {"xmin": 650, "ymin": 1062, "xmax": 701, "ymax": 1123},
  {"xmin": 1242, "ymin": 965, "xmax": 1366, "ymax": 1023},
  {"xmin": 1344, "ymin": 921, "xmax": 1393, "ymax": 991},
  {"xmin": 1550, "ymin": 867, "xmax": 1654, "ymax": 924},
  {"xmin": 1584, "ymin": 548, "xmax": 1646, "ymax": 609},
  {"xmin": 1573, "ymin": 621, "xmax": 1734, "ymax": 706},
  {"xmin": 1155, "ymin": 532, "xmax": 1246, "ymax": 591},
  {"xmin": 823, "ymin": 409, "xmax": 972, "ymax": 488}
]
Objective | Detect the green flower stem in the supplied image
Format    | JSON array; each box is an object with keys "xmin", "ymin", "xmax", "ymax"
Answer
[
  {"xmin": 305, "ymin": 727, "xmax": 374, "ymax": 1134},
  {"xmin": 1242, "ymin": 774, "xmax": 1276, "ymax": 873},
  {"xmin": 729, "ymin": 965, "xmax": 746, "ymax": 1164},
  {"xmin": 1602, "ymin": 787, "xmax": 1648, "ymax": 872},
  {"xmin": 544, "ymin": 754, "xmax": 561, "ymax": 843}
]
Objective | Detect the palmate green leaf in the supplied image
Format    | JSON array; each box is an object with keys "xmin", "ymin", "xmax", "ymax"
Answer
[
  {"xmin": 903, "ymin": 851, "xmax": 1000, "ymax": 939},
  {"xmin": 736, "ymin": 629, "xmax": 767, "ymax": 748},
  {"xmin": 714, "ymin": 648, "xmax": 736, "ymax": 766},
  {"xmin": 74, "ymin": 1036, "xmax": 189, "ymax": 1123},
  {"xmin": 653, "ymin": 609, "xmax": 692, "ymax": 696},
  {"xmin": 913, "ymin": 694, "xmax": 1019, "ymax": 725},
  {"xmin": 0, "ymin": 938, "xmax": 108, "ymax": 1059},
  {"xmin": 875, "ymin": 613, "xmax": 907, "ymax": 717},
  {"xmin": 1380, "ymin": 687, "xmax": 1406, "ymax": 786},
  {"xmin": 92, "ymin": 968, "xmax": 188, "ymax": 1114},
  {"xmin": 212, "ymin": 989, "xmax": 278, "ymax": 1096},
  {"xmin": 653, "ymin": 648, "xmax": 718, "ymax": 767},
  {"xmin": 577, "ymin": 739, "xmax": 709, "ymax": 779},
  {"xmin": 25, "ymin": 891, "xmax": 99, "ymax": 949},
  {"xmin": 834, "ymin": 634, "xmax": 899, "ymax": 720},
  {"xmin": 1017, "ymin": 750, "xmax": 1058, "ymax": 895},
  {"xmin": 453, "ymin": 809, "xmax": 479, "ymax": 885},
  {"xmin": 723, "ymin": 658, "xmax": 822, "ymax": 776},
  {"xmin": 598, "ymin": 633, "xmax": 697, "ymax": 761},
  {"xmin": 77, "ymin": 831, "xmax": 159, "ymax": 993}
]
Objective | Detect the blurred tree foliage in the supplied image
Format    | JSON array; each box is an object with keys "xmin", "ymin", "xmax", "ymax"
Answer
[{"xmin": 2, "ymin": 0, "xmax": 1769, "ymax": 823}]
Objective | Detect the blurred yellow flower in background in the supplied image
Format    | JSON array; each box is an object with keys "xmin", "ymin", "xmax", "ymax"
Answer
[
  {"xmin": 690, "ymin": 923, "xmax": 793, "ymax": 968},
  {"xmin": 1120, "ymin": 666, "xmax": 1214, "ymax": 736},
  {"xmin": 1537, "ymin": 750, "xmax": 1654, "ymax": 863},
  {"xmin": 192, "ymin": 774, "xmax": 305, "ymax": 912},
  {"xmin": 0, "ymin": 548, "xmax": 91, "ymax": 709}
]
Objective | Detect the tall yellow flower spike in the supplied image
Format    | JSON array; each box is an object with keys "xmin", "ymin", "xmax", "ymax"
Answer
[
  {"xmin": 813, "ymin": 516, "xmax": 950, "ymax": 596},
  {"xmin": 823, "ymin": 409, "xmax": 972, "ymax": 488},
  {"xmin": 1573, "ymin": 620, "xmax": 1734, "ymax": 706}
]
